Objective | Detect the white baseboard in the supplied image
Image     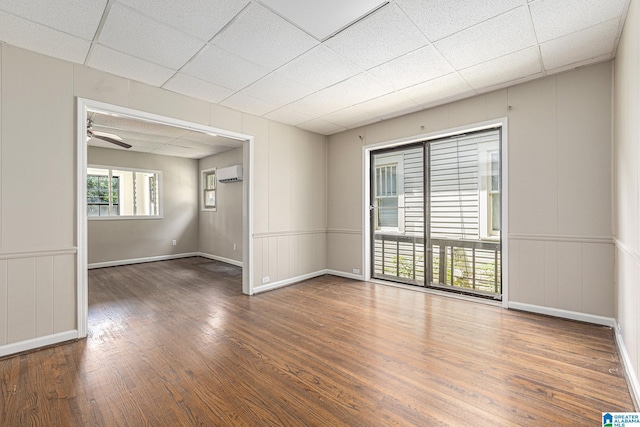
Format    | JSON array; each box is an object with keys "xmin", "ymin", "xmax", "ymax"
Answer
[
  {"xmin": 88, "ymin": 252, "xmax": 200, "ymax": 269},
  {"xmin": 0, "ymin": 330, "xmax": 78, "ymax": 358},
  {"xmin": 325, "ymin": 269, "xmax": 365, "ymax": 281},
  {"xmin": 89, "ymin": 252, "xmax": 243, "ymax": 269},
  {"xmin": 615, "ymin": 322, "xmax": 640, "ymax": 410},
  {"xmin": 508, "ymin": 301, "xmax": 615, "ymax": 327},
  {"xmin": 252, "ymin": 269, "xmax": 367, "ymax": 294},
  {"xmin": 197, "ymin": 252, "xmax": 243, "ymax": 267},
  {"xmin": 253, "ymin": 270, "xmax": 328, "ymax": 294}
]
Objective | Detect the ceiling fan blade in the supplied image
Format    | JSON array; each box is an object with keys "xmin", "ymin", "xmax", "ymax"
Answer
[{"xmin": 88, "ymin": 130, "xmax": 132, "ymax": 149}]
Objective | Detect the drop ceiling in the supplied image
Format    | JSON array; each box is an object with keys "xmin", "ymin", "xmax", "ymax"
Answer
[
  {"xmin": 87, "ymin": 110, "xmax": 244, "ymax": 159},
  {"xmin": 0, "ymin": 0, "xmax": 630, "ymax": 137}
]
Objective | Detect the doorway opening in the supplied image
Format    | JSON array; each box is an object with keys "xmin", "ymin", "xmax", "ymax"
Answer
[
  {"xmin": 367, "ymin": 123, "xmax": 506, "ymax": 302},
  {"xmin": 76, "ymin": 98, "xmax": 254, "ymax": 338}
]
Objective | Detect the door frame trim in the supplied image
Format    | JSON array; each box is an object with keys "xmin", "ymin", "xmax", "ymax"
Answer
[
  {"xmin": 362, "ymin": 118, "xmax": 509, "ymax": 308},
  {"xmin": 76, "ymin": 98, "xmax": 255, "ymax": 338}
]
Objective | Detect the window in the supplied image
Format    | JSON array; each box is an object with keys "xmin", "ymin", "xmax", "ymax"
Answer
[
  {"xmin": 87, "ymin": 173, "xmax": 119, "ymax": 216},
  {"xmin": 373, "ymin": 153, "xmax": 404, "ymax": 232},
  {"xmin": 489, "ymin": 151, "xmax": 500, "ymax": 233},
  {"xmin": 87, "ymin": 166, "xmax": 161, "ymax": 218},
  {"xmin": 202, "ymin": 168, "xmax": 217, "ymax": 211},
  {"xmin": 478, "ymin": 140, "xmax": 501, "ymax": 239},
  {"xmin": 375, "ymin": 163, "xmax": 399, "ymax": 228}
]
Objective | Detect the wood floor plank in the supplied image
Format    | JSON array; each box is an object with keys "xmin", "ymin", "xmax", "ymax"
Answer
[{"xmin": 0, "ymin": 257, "xmax": 634, "ymax": 426}]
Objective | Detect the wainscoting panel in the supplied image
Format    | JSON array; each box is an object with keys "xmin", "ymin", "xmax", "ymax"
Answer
[
  {"xmin": 252, "ymin": 231, "xmax": 326, "ymax": 290},
  {"xmin": 0, "ymin": 249, "xmax": 77, "ymax": 347},
  {"xmin": 508, "ymin": 235, "xmax": 614, "ymax": 318},
  {"xmin": 0, "ymin": 260, "xmax": 7, "ymax": 345}
]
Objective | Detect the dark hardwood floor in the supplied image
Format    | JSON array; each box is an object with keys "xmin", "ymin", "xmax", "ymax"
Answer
[{"xmin": 0, "ymin": 257, "xmax": 635, "ymax": 426}]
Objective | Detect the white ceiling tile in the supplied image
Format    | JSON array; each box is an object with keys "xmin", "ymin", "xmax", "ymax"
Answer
[
  {"xmin": 89, "ymin": 111, "xmax": 236, "ymax": 158},
  {"xmin": 0, "ymin": 0, "xmax": 625, "ymax": 134},
  {"xmin": 213, "ymin": 3, "xmax": 318, "ymax": 69},
  {"xmin": 286, "ymin": 72, "xmax": 394, "ymax": 117},
  {"xmin": 277, "ymin": 45, "xmax": 363, "ymax": 91},
  {"xmin": 264, "ymin": 106, "xmax": 314, "ymax": 126},
  {"xmin": 0, "ymin": 11, "xmax": 91, "ymax": 64},
  {"xmin": 88, "ymin": 45, "xmax": 176, "ymax": 86},
  {"xmin": 368, "ymin": 45, "xmax": 455, "ymax": 90},
  {"xmin": 473, "ymin": 71, "xmax": 545, "ymax": 94},
  {"xmin": 240, "ymin": 71, "xmax": 316, "ymax": 106},
  {"xmin": 117, "ymin": 0, "xmax": 250, "ymax": 41},
  {"xmin": 399, "ymin": 73, "xmax": 475, "ymax": 107},
  {"xmin": 163, "ymin": 73, "xmax": 234, "ymax": 104},
  {"xmin": 99, "ymin": 3, "xmax": 205, "ymax": 69},
  {"xmin": 530, "ymin": 0, "xmax": 626, "ymax": 43},
  {"xmin": 324, "ymin": 4, "xmax": 428, "ymax": 70},
  {"xmin": 434, "ymin": 6, "xmax": 536, "ymax": 69},
  {"xmin": 355, "ymin": 92, "xmax": 422, "ymax": 120},
  {"xmin": 181, "ymin": 44, "xmax": 271, "ymax": 91},
  {"xmin": 297, "ymin": 118, "xmax": 347, "ymax": 135},
  {"xmin": 259, "ymin": 0, "xmax": 386, "ymax": 40},
  {"xmin": 459, "ymin": 47, "xmax": 542, "ymax": 90},
  {"xmin": 180, "ymin": 132, "xmax": 242, "ymax": 147},
  {"xmin": 168, "ymin": 139, "xmax": 210, "ymax": 150},
  {"xmin": 285, "ymin": 91, "xmax": 346, "ymax": 119},
  {"xmin": 540, "ymin": 18, "xmax": 620, "ymax": 71},
  {"xmin": 321, "ymin": 105, "xmax": 381, "ymax": 128},
  {"xmin": 89, "ymin": 111, "xmax": 193, "ymax": 138},
  {"xmin": 220, "ymin": 92, "xmax": 279, "ymax": 116},
  {"xmin": 150, "ymin": 145, "xmax": 202, "ymax": 158},
  {"xmin": 397, "ymin": 0, "xmax": 521, "ymax": 42},
  {"xmin": 321, "ymin": 72, "xmax": 394, "ymax": 105},
  {"xmin": 0, "ymin": 0, "xmax": 107, "ymax": 39},
  {"xmin": 89, "ymin": 129, "xmax": 185, "ymax": 145}
]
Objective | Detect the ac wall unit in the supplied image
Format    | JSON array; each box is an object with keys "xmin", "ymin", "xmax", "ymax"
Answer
[{"xmin": 217, "ymin": 165, "xmax": 243, "ymax": 183}]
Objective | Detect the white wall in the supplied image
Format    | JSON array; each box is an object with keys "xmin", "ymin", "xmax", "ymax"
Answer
[
  {"xmin": 328, "ymin": 61, "xmax": 614, "ymax": 321},
  {"xmin": 87, "ymin": 146, "xmax": 199, "ymax": 265},
  {"xmin": 0, "ymin": 37, "xmax": 618, "ymax": 358},
  {"xmin": 250, "ymin": 120, "xmax": 327, "ymax": 291},
  {"xmin": 0, "ymin": 44, "xmax": 76, "ymax": 351},
  {"xmin": 199, "ymin": 148, "xmax": 243, "ymax": 264},
  {"xmin": 614, "ymin": 0, "xmax": 640, "ymax": 405},
  {"xmin": 0, "ymin": 43, "xmax": 327, "ymax": 355}
]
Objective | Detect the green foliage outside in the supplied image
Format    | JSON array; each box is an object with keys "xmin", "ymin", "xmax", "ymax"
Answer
[
  {"xmin": 384, "ymin": 255, "xmax": 423, "ymax": 279},
  {"xmin": 383, "ymin": 247, "xmax": 500, "ymax": 294},
  {"xmin": 87, "ymin": 175, "xmax": 119, "ymax": 216},
  {"xmin": 87, "ymin": 175, "xmax": 119, "ymax": 204}
]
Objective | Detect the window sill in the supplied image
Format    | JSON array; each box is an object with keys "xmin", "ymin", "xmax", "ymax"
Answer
[{"xmin": 88, "ymin": 215, "xmax": 163, "ymax": 221}]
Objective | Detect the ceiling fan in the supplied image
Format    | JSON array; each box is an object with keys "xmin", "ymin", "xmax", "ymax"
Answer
[{"xmin": 87, "ymin": 119, "xmax": 132, "ymax": 149}]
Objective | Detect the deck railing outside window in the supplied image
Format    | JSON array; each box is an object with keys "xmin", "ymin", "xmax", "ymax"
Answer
[{"xmin": 373, "ymin": 233, "xmax": 501, "ymax": 296}]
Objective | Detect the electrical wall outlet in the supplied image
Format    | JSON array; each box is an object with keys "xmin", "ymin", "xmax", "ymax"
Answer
[
  {"xmin": 353, "ymin": 268, "xmax": 360, "ymax": 275},
  {"xmin": 262, "ymin": 276, "xmax": 270, "ymax": 284},
  {"xmin": 233, "ymin": 243, "xmax": 237, "ymax": 251},
  {"xmin": 172, "ymin": 240, "xmax": 176, "ymax": 246}
]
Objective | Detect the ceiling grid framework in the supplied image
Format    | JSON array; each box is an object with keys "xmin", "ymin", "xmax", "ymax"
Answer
[{"xmin": 0, "ymin": 0, "xmax": 630, "ymax": 145}]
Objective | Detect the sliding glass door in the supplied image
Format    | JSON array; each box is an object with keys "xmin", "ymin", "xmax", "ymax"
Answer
[{"xmin": 371, "ymin": 129, "xmax": 502, "ymax": 299}]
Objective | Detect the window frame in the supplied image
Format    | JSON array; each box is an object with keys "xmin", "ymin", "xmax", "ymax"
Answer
[
  {"xmin": 201, "ymin": 167, "xmax": 217, "ymax": 211},
  {"xmin": 478, "ymin": 144, "xmax": 501, "ymax": 240},
  {"xmin": 373, "ymin": 153, "xmax": 405, "ymax": 233},
  {"xmin": 488, "ymin": 150, "xmax": 500, "ymax": 235},
  {"xmin": 87, "ymin": 173, "xmax": 120, "ymax": 217},
  {"xmin": 87, "ymin": 164, "xmax": 163, "ymax": 220}
]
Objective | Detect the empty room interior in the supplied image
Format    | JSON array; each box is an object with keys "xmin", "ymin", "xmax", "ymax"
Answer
[{"xmin": 1, "ymin": 0, "xmax": 640, "ymax": 425}]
